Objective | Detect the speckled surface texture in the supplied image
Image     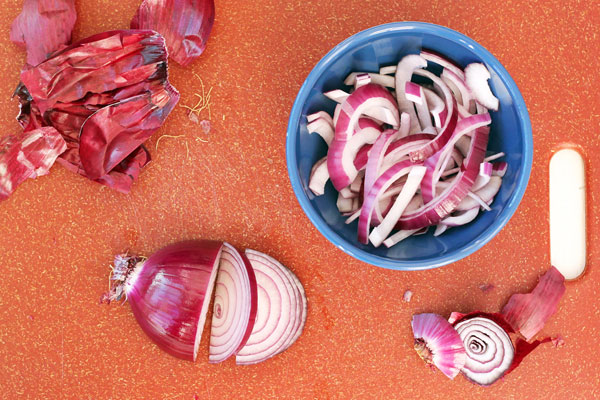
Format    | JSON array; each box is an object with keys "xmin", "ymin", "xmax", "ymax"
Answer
[{"xmin": 0, "ymin": 0, "xmax": 599, "ymax": 399}]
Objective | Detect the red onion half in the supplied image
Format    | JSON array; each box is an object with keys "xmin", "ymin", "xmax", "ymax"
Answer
[
  {"xmin": 103, "ymin": 240, "xmax": 223, "ymax": 361},
  {"xmin": 236, "ymin": 250, "xmax": 307, "ymax": 365},
  {"xmin": 209, "ymin": 243, "xmax": 258, "ymax": 363}
]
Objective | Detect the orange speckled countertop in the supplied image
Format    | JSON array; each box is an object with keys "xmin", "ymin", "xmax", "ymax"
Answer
[{"xmin": 1, "ymin": 0, "xmax": 599, "ymax": 399}]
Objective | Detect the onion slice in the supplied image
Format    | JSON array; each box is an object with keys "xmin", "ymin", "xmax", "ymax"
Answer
[
  {"xmin": 209, "ymin": 243, "xmax": 258, "ymax": 363},
  {"xmin": 411, "ymin": 313, "xmax": 466, "ymax": 379},
  {"xmin": 394, "ymin": 55, "xmax": 427, "ymax": 133},
  {"xmin": 236, "ymin": 250, "xmax": 306, "ymax": 365},
  {"xmin": 465, "ymin": 63, "xmax": 499, "ymax": 111},
  {"xmin": 501, "ymin": 266, "xmax": 566, "ymax": 341}
]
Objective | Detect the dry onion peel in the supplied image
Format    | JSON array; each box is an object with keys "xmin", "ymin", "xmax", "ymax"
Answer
[{"xmin": 501, "ymin": 266, "xmax": 566, "ymax": 341}]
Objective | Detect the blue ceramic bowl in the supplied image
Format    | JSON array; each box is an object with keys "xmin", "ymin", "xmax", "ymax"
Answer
[{"xmin": 286, "ymin": 22, "xmax": 532, "ymax": 270}]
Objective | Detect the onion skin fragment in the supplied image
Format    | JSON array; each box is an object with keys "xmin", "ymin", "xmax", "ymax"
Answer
[
  {"xmin": 501, "ymin": 266, "xmax": 566, "ymax": 341},
  {"xmin": 131, "ymin": 0, "xmax": 215, "ymax": 66},
  {"xmin": 0, "ymin": 127, "xmax": 66, "ymax": 201},
  {"xmin": 10, "ymin": 0, "xmax": 77, "ymax": 66}
]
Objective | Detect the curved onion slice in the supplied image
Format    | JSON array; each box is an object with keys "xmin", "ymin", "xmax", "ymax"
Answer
[
  {"xmin": 309, "ymin": 157, "xmax": 329, "ymax": 196},
  {"xmin": 412, "ymin": 313, "xmax": 466, "ymax": 379},
  {"xmin": 501, "ymin": 266, "xmax": 566, "ymax": 341},
  {"xmin": 328, "ymin": 127, "xmax": 383, "ymax": 190},
  {"xmin": 103, "ymin": 240, "xmax": 223, "ymax": 361},
  {"xmin": 410, "ymin": 69, "xmax": 458, "ymax": 162},
  {"xmin": 236, "ymin": 250, "xmax": 306, "ymax": 365},
  {"xmin": 395, "ymin": 55, "xmax": 427, "ymax": 133},
  {"xmin": 454, "ymin": 316, "xmax": 515, "ymax": 386},
  {"xmin": 420, "ymin": 49, "xmax": 465, "ymax": 80},
  {"xmin": 307, "ymin": 117, "xmax": 334, "ymax": 146},
  {"xmin": 465, "ymin": 63, "xmax": 499, "ymax": 111},
  {"xmin": 209, "ymin": 243, "xmax": 258, "ymax": 363}
]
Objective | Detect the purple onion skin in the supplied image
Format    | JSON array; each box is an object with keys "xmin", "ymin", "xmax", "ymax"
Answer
[
  {"xmin": 128, "ymin": 240, "xmax": 222, "ymax": 361},
  {"xmin": 131, "ymin": 0, "xmax": 215, "ymax": 66}
]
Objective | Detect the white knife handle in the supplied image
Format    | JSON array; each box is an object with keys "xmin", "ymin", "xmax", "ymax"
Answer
[{"xmin": 549, "ymin": 148, "xmax": 586, "ymax": 280}]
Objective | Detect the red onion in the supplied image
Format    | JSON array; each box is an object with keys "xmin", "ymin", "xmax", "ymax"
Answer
[
  {"xmin": 209, "ymin": 243, "xmax": 258, "ymax": 363},
  {"xmin": 236, "ymin": 250, "xmax": 306, "ymax": 365},
  {"xmin": 102, "ymin": 240, "xmax": 223, "ymax": 361},
  {"xmin": 412, "ymin": 313, "xmax": 466, "ymax": 379}
]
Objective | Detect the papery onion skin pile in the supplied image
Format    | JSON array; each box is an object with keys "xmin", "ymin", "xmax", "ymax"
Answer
[
  {"xmin": 16, "ymin": 30, "xmax": 180, "ymax": 193},
  {"xmin": 307, "ymin": 51, "xmax": 505, "ymax": 247}
]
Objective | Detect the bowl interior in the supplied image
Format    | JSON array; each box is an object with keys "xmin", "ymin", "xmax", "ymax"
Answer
[{"xmin": 287, "ymin": 23, "xmax": 532, "ymax": 270}]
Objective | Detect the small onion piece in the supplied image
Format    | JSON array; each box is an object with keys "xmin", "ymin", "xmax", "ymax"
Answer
[
  {"xmin": 308, "ymin": 157, "xmax": 329, "ymax": 196},
  {"xmin": 236, "ymin": 250, "xmax": 306, "ymax": 365},
  {"xmin": 465, "ymin": 63, "xmax": 499, "ymax": 111},
  {"xmin": 209, "ymin": 243, "xmax": 258, "ymax": 363},
  {"xmin": 453, "ymin": 315, "xmax": 515, "ymax": 386},
  {"xmin": 412, "ymin": 313, "xmax": 466, "ymax": 379}
]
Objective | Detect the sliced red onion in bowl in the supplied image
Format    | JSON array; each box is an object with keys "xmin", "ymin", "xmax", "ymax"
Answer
[
  {"xmin": 209, "ymin": 243, "xmax": 258, "ymax": 363},
  {"xmin": 308, "ymin": 53, "xmax": 507, "ymax": 247},
  {"xmin": 411, "ymin": 313, "xmax": 466, "ymax": 380}
]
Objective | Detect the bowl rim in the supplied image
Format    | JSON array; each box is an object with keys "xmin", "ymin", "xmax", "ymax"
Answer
[{"xmin": 285, "ymin": 21, "xmax": 533, "ymax": 271}]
